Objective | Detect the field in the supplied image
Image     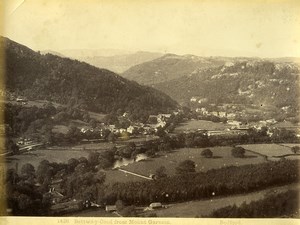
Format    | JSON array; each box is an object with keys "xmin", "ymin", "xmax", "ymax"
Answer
[
  {"xmin": 104, "ymin": 169, "xmax": 146, "ymax": 184},
  {"xmin": 272, "ymin": 121, "xmax": 300, "ymax": 129},
  {"xmin": 239, "ymin": 144, "xmax": 294, "ymax": 157},
  {"xmin": 52, "ymin": 125, "xmax": 69, "ymax": 134},
  {"xmin": 71, "ymin": 142, "xmax": 116, "ymax": 150},
  {"xmin": 5, "ymin": 149, "xmax": 91, "ymax": 170},
  {"xmin": 104, "ymin": 146, "xmax": 266, "ymax": 184},
  {"xmin": 118, "ymin": 135, "xmax": 159, "ymax": 143},
  {"xmin": 88, "ymin": 111, "xmax": 107, "ymax": 122},
  {"xmin": 6, "ymin": 141, "xmax": 117, "ymax": 170},
  {"xmin": 174, "ymin": 120, "xmax": 230, "ymax": 132}
]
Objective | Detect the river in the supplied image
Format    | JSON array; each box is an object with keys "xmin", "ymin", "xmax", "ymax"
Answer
[{"xmin": 113, "ymin": 153, "xmax": 148, "ymax": 169}]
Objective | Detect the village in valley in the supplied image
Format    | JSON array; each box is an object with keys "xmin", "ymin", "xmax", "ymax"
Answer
[{"xmin": 1, "ymin": 85, "xmax": 300, "ymax": 217}]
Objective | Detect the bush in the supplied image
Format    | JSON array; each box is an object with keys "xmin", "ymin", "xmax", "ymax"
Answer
[
  {"xmin": 176, "ymin": 160, "xmax": 196, "ymax": 174},
  {"xmin": 231, "ymin": 147, "xmax": 245, "ymax": 158},
  {"xmin": 291, "ymin": 146, "xmax": 300, "ymax": 154},
  {"xmin": 201, "ymin": 149, "xmax": 213, "ymax": 158}
]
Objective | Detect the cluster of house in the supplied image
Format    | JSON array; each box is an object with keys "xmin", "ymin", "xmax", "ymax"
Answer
[
  {"xmin": 195, "ymin": 107, "xmax": 236, "ymax": 119},
  {"xmin": 189, "ymin": 117, "xmax": 283, "ymax": 138},
  {"xmin": 17, "ymin": 137, "xmax": 34, "ymax": 146},
  {"xmin": 229, "ymin": 119, "xmax": 277, "ymax": 131},
  {"xmin": 80, "ymin": 113, "xmax": 172, "ymax": 137}
]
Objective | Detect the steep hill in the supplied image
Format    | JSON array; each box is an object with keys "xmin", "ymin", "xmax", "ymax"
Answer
[
  {"xmin": 154, "ymin": 60, "xmax": 300, "ymax": 108},
  {"xmin": 122, "ymin": 54, "xmax": 231, "ymax": 85},
  {"xmin": 1, "ymin": 37, "xmax": 177, "ymax": 119}
]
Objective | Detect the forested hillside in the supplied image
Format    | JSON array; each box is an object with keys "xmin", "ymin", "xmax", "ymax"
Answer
[{"xmin": 1, "ymin": 37, "xmax": 177, "ymax": 119}]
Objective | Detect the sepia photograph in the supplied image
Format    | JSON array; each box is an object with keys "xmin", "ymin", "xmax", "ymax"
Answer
[{"xmin": 0, "ymin": 0, "xmax": 300, "ymax": 223}]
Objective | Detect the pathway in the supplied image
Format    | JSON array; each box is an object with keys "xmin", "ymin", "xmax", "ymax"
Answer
[{"xmin": 118, "ymin": 168, "xmax": 153, "ymax": 180}]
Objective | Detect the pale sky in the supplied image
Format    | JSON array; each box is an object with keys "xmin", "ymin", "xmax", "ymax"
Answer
[{"xmin": 2, "ymin": 0, "xmax": 300, "ymax": 57}]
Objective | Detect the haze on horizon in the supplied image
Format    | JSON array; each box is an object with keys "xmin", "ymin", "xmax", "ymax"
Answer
[{"xmin": 2, "ymin": 0, "xmax": 300, "ymax": 58}]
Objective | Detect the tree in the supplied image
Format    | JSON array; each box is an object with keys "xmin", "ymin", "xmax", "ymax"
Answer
[
  {"xmin": 155, "ymin": 166, "xmax": 168, "ymax": 179},
  {"xmin": 201, "ymin": 149, "xmax": 213, "ymax": 158},
  {"xmin": 17, "ymin": 194, "xmax": 33, "ymax": 211},
  {"xmin": 158, "ymin": 142, "xmax": 171, "ymax": 152},
  {"xmin": 6, "ymin": 168, "xmax": 19, "ymax": 185},
  {"xmin": 74, "ymin": 163, "xmax": 88, "ymax": 174},
  {"xmin": 44, "ymin": 102, "xmax": 56, "ymax": 115},
  {"xmin": 89, "ymin": 119, "xmax": 97, "ymax": 128},
  {"xmin": 99, "ymin": 150, "xmax": 115, "ymax": 166},
  {"xmin": 291, "ymin": 146, "xmax": 300, "ymax": 154},
  {"xmin": 21, "ymin": 163, "xmax": 35, "ymax": 177},
  {"xmin": 119, "ymin": 146, "xmax": 133, "ymax": 159},
  {"xmin": 175, "ymin": 160, "xmax": 196, "ymax": 174},
  {"xmin": 156, "ymin": 127, "xmax": 166, "ymax": 137},
  {"xmin": 116, "ymin": 199, "xmax": 125, "ymax": 212},
  {"xmin": 231, "ymin": 147, "xmax": 246, "ymax": 158},
  {"xmin": 67, "ymin": 158, "xmax": 79, "ymax": 172},
  {"xmin": 6, "ymin": 139, "xmax": 19, "ymax": 155},
  {"xmin": 88, "ymin": 152, "xmax": 100, "ymax": 167},
  {"xmin": 78, "ymin": 156, "xmax": 88, "ymax": 165},
  {"xmin": 107, "ymin": 132, "xmax": 116, "ymax": 143},
  {"xmin": 36, "ymin": 160, "xmax": 53, "ymax": 184}
]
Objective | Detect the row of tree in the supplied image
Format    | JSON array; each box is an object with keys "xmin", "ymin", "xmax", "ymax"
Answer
[{"xmin": 104, "ymin": 159, "xmax": 299, "ymax": 205}]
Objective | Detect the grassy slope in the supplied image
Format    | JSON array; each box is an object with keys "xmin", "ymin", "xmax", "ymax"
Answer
[{"xmin": 104, "ymin": 146, "xmax": 266, "ymax": 184}]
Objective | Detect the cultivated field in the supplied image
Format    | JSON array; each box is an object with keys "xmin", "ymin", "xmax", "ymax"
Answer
[
  {"xmin": 106, "ymin": 146, "xmax": 265, "ymax": 183},
  {"xmin": 104, "ymin": 169, "xmax": 146, "ymax": 184},
  {"xmin": 239, "ymin": 144, "xmax": 294, "ymax": 157},
  {"xmin": 174, "ymin": 120, "xmax": 230, "ymax": 132}
]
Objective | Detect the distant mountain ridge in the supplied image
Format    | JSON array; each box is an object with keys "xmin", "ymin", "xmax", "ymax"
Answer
[
  {"xmin": 44, "ymin": 49, "xmax": 163, "ymax": 73},
  {"xmin": 122, "ymin": 54, "xmax": 235, "ymax": 85},
  {"xmin": 1, "ymin": 37, "xmax": 177, "ymax": 119},
  {"xmin": 82, "ymin": 51, "xmax": 163, "ymax": 73}
]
